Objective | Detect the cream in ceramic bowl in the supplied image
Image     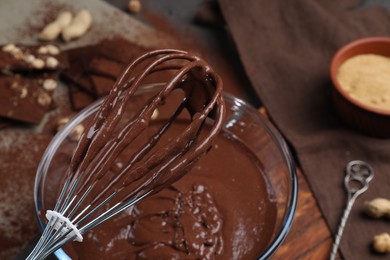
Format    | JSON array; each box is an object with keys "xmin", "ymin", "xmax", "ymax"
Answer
[{"xmin": 330, "ymin": 37, "xmax": 390, "ymax": 137}]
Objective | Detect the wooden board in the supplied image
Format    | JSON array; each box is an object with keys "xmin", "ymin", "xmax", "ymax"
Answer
[{"xmin": 259, "ymin": 108, "xmax": 335, "ymax": 259}]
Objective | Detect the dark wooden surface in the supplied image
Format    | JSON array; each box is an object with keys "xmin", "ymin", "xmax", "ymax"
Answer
[
  {"xmin": 256, "ymin": 108, "xmax": 334, "ymax": 259},
  {"xmin": 273, "ymin": 168, "xmax": 333, "ymax": 259}
]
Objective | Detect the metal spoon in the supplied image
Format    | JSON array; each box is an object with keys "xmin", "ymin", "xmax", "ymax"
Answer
[{"xmin": 330, "ymin": 160, "xmax": 374, "ymax": 260}]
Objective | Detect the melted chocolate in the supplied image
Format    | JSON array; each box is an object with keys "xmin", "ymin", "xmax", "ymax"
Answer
[
  {"xmin": 58, "ymin": 122, "xmax": 276, "ymax": 259},
  {"xmin": 38, "ymin": 50, "xmax": 276, "ymax": 259}
]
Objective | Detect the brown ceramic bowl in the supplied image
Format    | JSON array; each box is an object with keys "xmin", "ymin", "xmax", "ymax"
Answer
[{"xmin": 330, "ymin": 37, "xmax": 390, "ymax": 138}]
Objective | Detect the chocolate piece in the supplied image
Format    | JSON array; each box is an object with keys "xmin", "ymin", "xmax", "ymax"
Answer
[
  {"xmin": 68, "ymin": 83, "xmax": 95, "ymax": 111},
  {"xmin": 60, "ymin": 47, "xmax": 96, "ymax": 95},
  {"xmin": 61, "ymin": 66, "xmax": 96, "ymax": 95},
  {"xmin": 87, "ymin": 56, "xmax": 124, "ymax": 79},
  {"xmin": 90, "ymin": 74, "xmax": 115, "ymax": 97},
  {"xmin": 61, "ymin": 38, "xmax": 149, "ymax": 100},
  {"xmin": 60, "ymin": 45, "xmax": 97, "ymax": 94},
  {"xmin": 96, "ymin": 37, "xmax": 147, "ymax": 63},
  {"xmin": 66, "ymin": 45, "xmax": 96, "ymax": 66},
  {"xmin": 0, "ymin": 44, "xmax": 68, "ymax": 72},
  {"xmin": 0, "ymin": 74, "xmax": 56, "ymax": 124}
]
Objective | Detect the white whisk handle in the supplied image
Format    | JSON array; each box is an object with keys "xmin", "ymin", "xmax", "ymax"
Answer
[{"xmin": 46, "ymin": 210, "xmax": 83, "ymax": 242}]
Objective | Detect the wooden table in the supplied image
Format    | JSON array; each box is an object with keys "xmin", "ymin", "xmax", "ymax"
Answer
[
  {"xmin": 273, "ymin": 169, "xmax": 333, "ymax": 259},
  {"xmin": 254, "ymin": 109, "xmax": 334, "ymax": 259}
]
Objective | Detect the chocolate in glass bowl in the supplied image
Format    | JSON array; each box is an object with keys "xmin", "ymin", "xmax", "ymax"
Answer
[{"xmin": 34, "ymin": 84, "xmax": 297, "ymax": 259}]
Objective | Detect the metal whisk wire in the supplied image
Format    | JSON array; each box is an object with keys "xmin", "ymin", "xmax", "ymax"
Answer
[{"xmin": 27, "ymin": 49, "xmax": 225, "ymax": 260}]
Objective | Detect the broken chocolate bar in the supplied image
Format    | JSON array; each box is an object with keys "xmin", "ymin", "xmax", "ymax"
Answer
[
  {"xmin": 89, "ymin": 74, "xmax": 115, "ymax": 97},
  {"xmin": 0, "ymin": 43, "xmax": 68, "ymax": 72},
  {"xmin": 0, "ymin": 73, "xmax": 57, "ymax": 124},
  {"xmin": 87, "ymin": 56, "xmax": 124, "ymax": 79},
  {"xmin": 68, "ymin": 83, "xmax": 95, "ymax": 111}
]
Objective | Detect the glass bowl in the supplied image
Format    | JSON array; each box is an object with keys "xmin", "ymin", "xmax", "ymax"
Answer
[{"xmin": 34, "ymin": 84, "xmax": 297, "ymax": 259}]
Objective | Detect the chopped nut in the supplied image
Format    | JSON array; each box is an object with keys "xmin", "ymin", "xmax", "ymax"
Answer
[
  {"xmin": 372, "ymin": 233, "xmax": 390, "ymax": 254},
  {"xmin": 46, "ymin": 45, "xmax": 60, "ymax": 55},
  {"xmin": 32, "ymin": 58, "xmax": 45, "ymax": 69},
  {"xmin": 2, "ymin": 43, "xmax": 16, "ymax": 52},
  {"xmin": 42, "ymin": 79, "xmax": 58, "ymax": 91},
  {"xmin": 10, "ymin": 48, "xmax": 23, "ymax": 60},
  {"xmin": 128, "ymin": 0, "xmax": 142, "ymax": 13},
  {"xmin": 46, "ymin": 57, "xmax": 59, "ymax": 69},
  {"xmin": 37, "ymin": 46, "xmax": 48, "ymax": 54},
  {"xmin": 69, "ymin": 124, "xmax": 85, "ymax": 141},
  {"xmin": 364, "ymin": 198, "xmax": 390, "ymax": 219},
  {"xmin": 23, "ymin": 54, "xmax": 36, "ymax": 63},
  {"xmin": 151, "ymin": 108, "xmax": 159, "ymax": 120},
  {"xmin": 20, "ymin": 88, "xmax": 28, "ymax": 98},
  {"xmin": 37, "ymin": 92, "xmax": 52, "ymax": 106},
  {"xmin": 56, "ymin": 117, "xmax": 69, "ymax": 132}
]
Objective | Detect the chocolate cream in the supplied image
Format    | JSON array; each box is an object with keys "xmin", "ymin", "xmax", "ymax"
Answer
[
  {"xmin": 40, "ymin": 49, "xmax": 277, "ymax": 259},
  {"xmin": 64, "ymin": 123, "xmax": 277, "ymax": 259}
]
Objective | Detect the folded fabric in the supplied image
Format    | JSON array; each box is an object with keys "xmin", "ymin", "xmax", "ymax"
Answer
[{"xmin": 218, "ymin": 0, "xmax": 390, "ymax": 259}]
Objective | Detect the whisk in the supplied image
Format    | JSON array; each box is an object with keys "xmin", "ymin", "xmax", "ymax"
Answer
[{"xmin": 27, "ymin": 49, "xmax": 225, "ymax": 260}]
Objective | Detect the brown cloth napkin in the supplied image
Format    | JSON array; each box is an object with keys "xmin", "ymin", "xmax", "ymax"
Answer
[{"xmin": 218, "ymin": 0, "xmax": 390, "ymax": 259}]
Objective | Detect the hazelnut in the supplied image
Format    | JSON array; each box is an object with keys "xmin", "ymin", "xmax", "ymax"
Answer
[
  {"xmin": 364, "ymin": 198, "xmax": 390, "ymax": 219},
  {"xmin": 37, "ymin": 92, "xmax": 52, "ymax": 106},
  {"xmin": 128, "ymin": 0, "xmax": 141, "ymax": 13},
  {"xmin": 42, "ymin": 79, "xmax": 58, "ymax": 91},
  {"xmin": 46, "ymin": 57, "xmax": 59, "ymax": 69},
  {"xmin": 372, "ymin": 233, "xmax": 390, "ymax": 254},
  {"xmin": 37, "ymin": 46, "xmax": 48, "ymax": 54},
  {"xmin": 32, "ymin": 58, "xmax": 45, "ymax": 69},
  {"xmin": 56, "ymin": 117, "xmax": 69, "ymax": 132},
  {"xmin": 69, "ymin": 124, "xmax": 85, "ymax": 141},
  {"xmin": 23, "ymin": 54, "xmax": 36, "ymax": 63},
  {"xmin": 46, "ymin": 45, "xmax": 60, "ymax": 55},
  {"xmin": 151, "ymin": 108, "xmax": 159, "ymax": 120},
  {"xmin": 2, "ymin": 43, "xmax": 16, "ymax": 52}
]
